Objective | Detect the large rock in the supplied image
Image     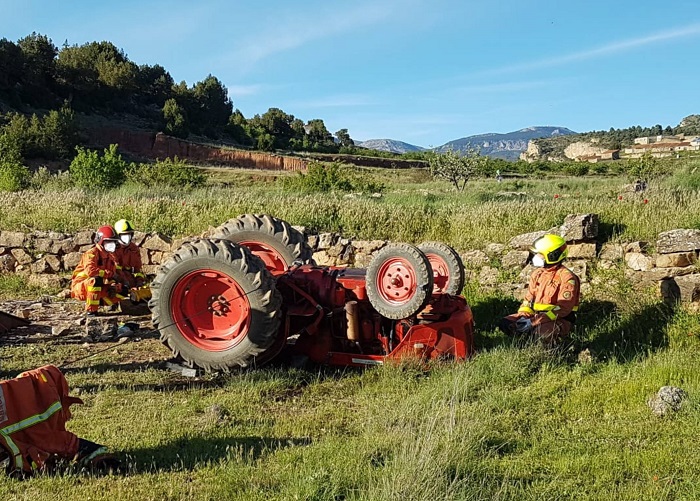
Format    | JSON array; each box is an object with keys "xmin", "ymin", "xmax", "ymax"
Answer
[
  {"xmin": 326, "ymin": 243, "xmax": 347, "ymax": 258},
  {"xmin": 0, "ymin": 253, "xmax": 17, "ymax": 272},
  {"xmin": 625, "ymin": 253, "xmax": 654, "ymax": 271},
  {"xmin": 657, "ymin": 229, "xmax": 700, "ymax": 254},
  {"xmin": 132, "ymin": 231, "xmax": 148, "ymax": 247},
  {"xmin": 599, "ymin": 244, "xmax": 624, "ymax": 261},
  {"xmin": 312, "ymin": 250, "xmax": 335, "ymax": 267},
  {"xmin": 509, "ymin": 231, "xmax": 547, "ymax": 250},
  {"xmin": 51, "ymin": 238, "xmax": 76, "ymax": 255},
  {"xmin": 73, "ymin": 230, "xmax": 95, "ymax": 246},
  {"xmin": 484, "ymin": 243, "xmax": 506, "ymax": 256},
  {"xmin": 656, "ymin": 252, "xmax": 696, "ymax": 269},
  {"xmin": 44, "ymin": 254, "xmax": 62, "ymax": 273},
  {"xmin": 33, "ymin": 238, "xmax": 54, "ymax": 253},
  {"xmin": 647, "ymin": 386, "xmax": 686, "ymax": 417},
  {"xmin": 11, "ymin": 248, "xmax": 33, "ymax": 265},
  {"xmin": 30, "ymin": 258, "xmax": 50, "ymax": 274},
  {"xmin": 626, "ymin": 266, "xmax": 697, "ymax": 288},
  {"xmin": 625, "ymin": 241, "xmax": 649, "ymax": 254},
  {"xmin": 660, "ymin": 274, "xmax": 700, "ymax": 303},
  {"xmin": 143, "ymin": 233, "xmax": 172, "ymax": 252},
  {"xmin": 559, "ymin": 214, "xmax": 599, "ymax": 241},
  {"xmin": 306, "ymin": 234, "xmax": 319, "ymax": 250},
  {"xmin": 63, "ymin": 252, "xmax": 82, "ymax": 270},
  {"xmin": 317, "ymin": 233, "xmax": 336, "ymax": 250},
  {"xmin": 461, "ymin": 250, "xmax": 489, "ymax": 266},
  {"xmin": 0, "ymin": 231, "xmax": 25, "ymax": 247},
  {"xmin": 352, "ymin": 240, "xmax": 386, "ymax": 255},
  {"xmin": 566, "ymin": 243, "xmax": 596, "ymax": 259},
  {"xmin": 27, "ymin": 274, "xmax": 64, "ymax": 289},
  {"xmin": 501, "ymin": 250, "xmax": 529, "ymax": 268}
]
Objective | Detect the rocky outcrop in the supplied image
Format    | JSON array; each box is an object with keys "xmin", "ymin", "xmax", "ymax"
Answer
[{"xmin": 563, "ymin": 141, "xmax": 608, "ymax": 160}]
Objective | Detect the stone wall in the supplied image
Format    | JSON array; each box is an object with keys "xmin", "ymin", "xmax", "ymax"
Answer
[{"xmin": 2, "ymin": 214, "xmax": 700, "ymax": 305}]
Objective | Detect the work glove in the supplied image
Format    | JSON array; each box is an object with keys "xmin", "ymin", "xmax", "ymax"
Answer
[{"xmin": 515, "ymin": 317, "xmax": 533, "ymax": 334}]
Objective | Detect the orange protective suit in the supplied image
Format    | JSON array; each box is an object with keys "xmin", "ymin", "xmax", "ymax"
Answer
[
  {"xmin": 501, "ymin": 264, "xmax": 581, "ymax": 344},
  {"xmin": 114, "ymin": 241, "xmax": 145, "ymax": 288},
  {"xmin": 0, "ymin": 365, "xmax": 83, "ymax": 472},
  {"xmin": 70, "ymin": 246, "xmax": 126, "ymax": 312}
]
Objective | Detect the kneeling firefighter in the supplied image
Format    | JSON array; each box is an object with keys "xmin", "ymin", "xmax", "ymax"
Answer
[
  {"xmin": 113, "ymin": 219, "xmax": 146, "ymax": 288},
  {"xmin": 500, "ymin": 234, "xmax": 581, "ymax": 345},
  {"xmin": 0, "ymin": 365, "xmax": 117, "ymax": 475},
  {"xmin": 70, "ymin": 226, "xmax": 129, "ymax": 315}
]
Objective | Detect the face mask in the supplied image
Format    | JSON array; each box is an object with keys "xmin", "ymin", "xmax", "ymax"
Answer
[
  {"xmin": 532, "ymin": 254, "xmax": 545, "ymax": 268},
  {"xmin": 104, "ymin": 242, "xmax": 117, "ymax": 253},
  {"xmin": 120, "ymin": 234, "xmax": 132, "ymax": 245}
]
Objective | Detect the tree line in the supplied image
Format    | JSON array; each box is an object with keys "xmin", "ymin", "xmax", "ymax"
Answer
[{"xmin": 0, "ymin": 32, "xmax": 362, "ymax": 153}]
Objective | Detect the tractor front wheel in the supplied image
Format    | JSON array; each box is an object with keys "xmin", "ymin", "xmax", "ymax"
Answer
[
  {"xmin": 366, "ymin": 243, "xmax": 433, "ymax": 320},
  {"xmin": 418, "ymin": 242, "xmax": 465, "ymax": 296},
  {"xmin": 150, "ymin": 239, "xmax": 282, "ymax": 372}
]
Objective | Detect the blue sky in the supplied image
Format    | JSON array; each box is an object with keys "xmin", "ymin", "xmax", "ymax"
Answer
[{"xmin": 2, "ymin": 0, "xmax": 699, "ymax": 147}]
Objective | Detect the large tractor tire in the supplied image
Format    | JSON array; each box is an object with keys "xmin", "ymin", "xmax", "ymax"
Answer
[
  {"xmin": 418, "ymin": 242, "xmax": 466, "ymax": 296},
  {"xmin": 211, "ymin": 214, "xmax": 314, "ymax": 275},
  {"xmin": 366, "ymin": 243, "xmax": 434, "ymax": 320},
  {"xmin": 150, "ymin": 239, "xmax": 282, "ymax": 372}
]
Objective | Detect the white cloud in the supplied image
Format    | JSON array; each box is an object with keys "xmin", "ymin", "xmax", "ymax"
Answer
[
  {"xmin": 482, "ymin": 22, "xmax": 700, "ymax": 75},
  {"xmin": 227, "ymin": 84, "xmax": 265, "ymax": 97}
]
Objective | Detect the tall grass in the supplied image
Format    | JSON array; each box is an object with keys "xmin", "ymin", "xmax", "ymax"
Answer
[{"xmin": 2, "ymin": 175, "xmax": 700, "ymax": 249}]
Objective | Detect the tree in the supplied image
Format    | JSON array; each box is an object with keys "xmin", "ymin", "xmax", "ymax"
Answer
[
  {"xmin": 335, "ymin": 128, "xmax": 354, "ymax": 147},
  {"xmin": 428, "ymin": 148, "xmax": 485, "ymax": 191},
  {"xmin": 69, "ymin": 144, "xmax": 128, "ymax": 188},
  {"xmin": 190, "ymin": 75, "xmax": 233, "ymax": 130},
  {"xmin": 162, "ymin": 98, "xmax": 189, "ymax": 138},
  {"xmin": 306, "ymin": 119, "xmax": 334, "ymax": 150},
  {"xmin": 0, "ymin": 39, "xmax": 24, "ymax": 91},
  {"xmin": 18, "ymin": 32, "xmax": 57, "ymax": 88}
]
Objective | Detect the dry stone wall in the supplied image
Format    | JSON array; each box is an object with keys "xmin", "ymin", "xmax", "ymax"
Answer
[{"xmin": 1, "ymin": 213, "xmax": 699, "ymax": 306}]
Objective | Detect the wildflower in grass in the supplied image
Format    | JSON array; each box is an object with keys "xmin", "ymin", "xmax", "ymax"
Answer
[
  {"xmin": 554, "ymin": 194, "xmax": 559, "ymax": 199},
  {"xmin": 644, "ymin": 199, "xmax": 649, "ymax": 204},
  {"xmin": 618, "ymin": 195, "xmax": 623, "ymax": 200}
]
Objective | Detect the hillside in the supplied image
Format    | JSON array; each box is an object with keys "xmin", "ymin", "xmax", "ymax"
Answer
[
  {"xmin": 356, "ymin": 139, "xmax": 425, "ymax": 154},
  {"xmin": 435, "ymin": 126, "xmax": 576, "ymax": 160}
]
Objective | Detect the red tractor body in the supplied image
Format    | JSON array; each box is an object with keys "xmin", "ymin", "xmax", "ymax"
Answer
[
  {"xmin": 276, "ymin": 265, "xmax": 474, "ymax": 367},
  {"xmin": 151, "ymin": 214, "xmax": 474, "ymax": 372}
]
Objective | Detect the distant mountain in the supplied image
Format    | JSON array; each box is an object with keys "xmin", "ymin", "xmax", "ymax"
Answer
[
  {"xmin": 357, "ymin": 139, "xmax": 425, "ymax": 154},
  {"xmin": 435, "ymin": 126, "xmax": 576, "ymax": 160}
]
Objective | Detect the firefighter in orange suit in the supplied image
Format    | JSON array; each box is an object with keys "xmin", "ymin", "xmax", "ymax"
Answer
[
  {"xmin": 113, "ymin": 219, "xmax": 145, "ymax": 288},
  {"xmin": 0, "ymin": 365, "xmax": 118, "ymax": 474},
  {"xmin": 70, "ymin": 226, "xmax": 129, "ymax": 315},
  {"xmin": 500, "ymin": 234, "xmax": 581, "ymax": 345}
]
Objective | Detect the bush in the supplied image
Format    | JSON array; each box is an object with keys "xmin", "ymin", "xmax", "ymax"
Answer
[
  {"xmin": 69, "ymin": 143, "xmax": 128, "ymax": 188},
  {"xmin": 126, "ymin": 157, "xmax": 205, "ymax": 188},
  {"xmin": 280, "ymin": 162, "xmax": 385, "ymax": 194},
  {"xmin": 0, "ymin": 105, "xmax": 77, "ymax": 160},
  {"xmin": 29, "ymin": 166, "xmax": 73, "ymax": 190},
  {"xmin": 562, "ymin": 162, "xmax": 589, "ymax": 176},
  {"xmin": 0, "ymin": 159, "xmax": 30, "ymax": 192}
]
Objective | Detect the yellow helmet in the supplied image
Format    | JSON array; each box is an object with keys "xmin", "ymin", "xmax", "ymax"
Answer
[
  {"xmin": 531, "ymin": 234, "xmax": 568, "ymax": 265},
  {"xmin": 114, "ymin": 219, "xmax": 134, "ymax": 234}
]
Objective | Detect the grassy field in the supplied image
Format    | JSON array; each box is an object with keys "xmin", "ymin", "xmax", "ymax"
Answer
[{"xmin": 2, "ymin": 160, "xmax": 700, "ymax": 499}]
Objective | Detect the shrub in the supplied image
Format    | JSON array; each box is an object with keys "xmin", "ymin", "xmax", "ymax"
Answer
[
  {"xmin": 29, "ymin": 166, "xmax": 74, "ymax": 190},
  {"xmin": 282, "ymin": 162, "xmax": 362, "ymax": 193},
  {"xmin": 69, "ymin": 143, "xmax": 128, "ymax": 188},
  {"xmin": 0, "ymin": 159, "xmax": 30, "ymax": 192},
  {"xmin": 562, "ymin": 162, "xmax": 589, "ymax": 176},
  {"xmin": 126, "ymin": 157, "xmax": 205, "ymax": 188}
]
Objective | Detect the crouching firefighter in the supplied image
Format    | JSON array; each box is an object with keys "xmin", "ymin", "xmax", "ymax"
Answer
[
  {"xmin": 0, "ymin": 365, "xmax": 118, "ymax": 475},
  {"xmin": 500, "ymin": 234, "xmax": 580, "ymax": 345},
  {"xmin": 113, "ymin": 219, "xmax": 146, "ymax": 288},
  {"xmin": 70, "ymin": 226, "xmax": 129, "ymax": 315}
]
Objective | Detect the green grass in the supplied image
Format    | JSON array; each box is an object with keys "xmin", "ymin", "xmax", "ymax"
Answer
[
  {"xmin": 2, "ymin": 289, "xmax": 700, "ymax": 499},
  {"xmin": 3, "ymin": 166, "xmax": 700, "ymax": 498}
]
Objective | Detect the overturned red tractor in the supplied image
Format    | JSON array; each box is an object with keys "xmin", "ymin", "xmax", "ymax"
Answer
[{"xmin": 150, "ymin": 215, "xmax": 474, "ymax": 371}]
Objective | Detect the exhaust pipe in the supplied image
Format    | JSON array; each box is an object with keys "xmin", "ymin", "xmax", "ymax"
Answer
[{"xmin": 345, "ymin": 301, "xmax": 360, "ymax": 341}]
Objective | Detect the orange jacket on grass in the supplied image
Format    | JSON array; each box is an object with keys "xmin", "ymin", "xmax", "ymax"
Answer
[{"xmin": 0, "ymin": 365, "xmax": 83, "ymax": 472}]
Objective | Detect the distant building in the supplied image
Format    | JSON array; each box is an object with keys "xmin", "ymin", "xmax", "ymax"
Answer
[{"xmin": 575, "ymin": 149, "xmax": 620, "ymax": 163}]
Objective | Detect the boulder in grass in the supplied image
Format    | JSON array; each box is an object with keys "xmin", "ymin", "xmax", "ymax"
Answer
[{"xmin": 647, "ymin": 386, "xmax": 686, "ymax": 417}]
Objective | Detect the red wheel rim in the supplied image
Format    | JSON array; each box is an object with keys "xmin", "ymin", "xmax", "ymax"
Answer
[
  {"xmin": 239, "ymin": 240, "xmax": 288, "ymax": 275},
  {"xmin": 426, "ymin": 253, "xmax": 450, "ymax": 293},
  {"xmin": 376, "ymin": 257, "xmax": 418, "ymax": 304},
  {"xmin": 171, "ymin": 269, "xmax": 251, "ymax": 351}
]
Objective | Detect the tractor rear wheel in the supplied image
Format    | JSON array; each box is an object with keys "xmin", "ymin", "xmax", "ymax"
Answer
[
  {"xmin": 366, "ymin": 243, "xmax": 433, "ymax": 320},
  {"xmin": 150, "ymin": 239, "xmax": 282, "ymax": 372},
  {"xmin": 211, "ymin": 214, "xmax": 314, "ymax": 275},
  {"xmin": 418, "ymin": 242, "xmax": 465, "ymax": 295}
]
